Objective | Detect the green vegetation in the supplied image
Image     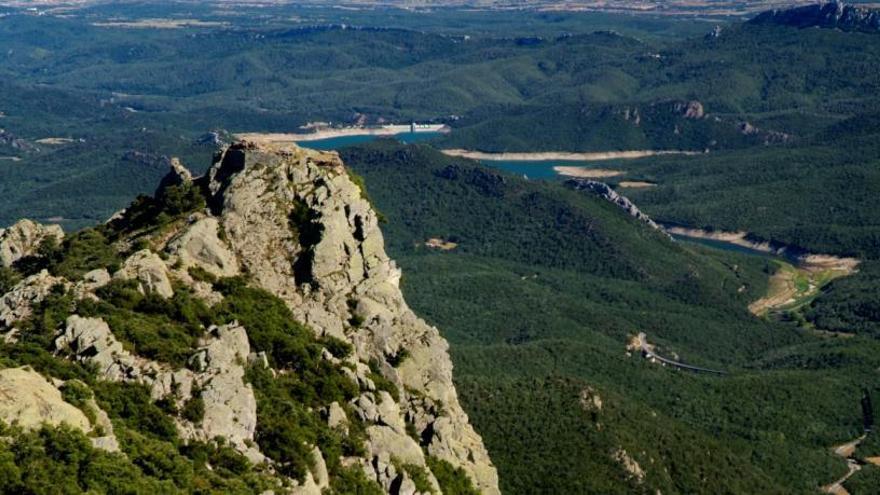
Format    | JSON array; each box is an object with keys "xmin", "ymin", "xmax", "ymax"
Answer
[
  {"xmin": 0, "ymin": 4, "xmax": 879, "ymax": 493},
  {"xmin": 78, "ymin": 279, "xmax": 213, "ymax": 367},
  {"xmin": 213, "ymin": 277, "xmax": 364, "ymax": 481},
  {"xmin": 0, "ymin": 423, "xmax": 176, "ymax": 494},
  {"xmin": 13, "ymin": 228, "xmax": 122, "ymax": 281},
  {"xmin": 427, "ymin": 456, "xmax": 480, "ymax": 495},
  {"xmin": 327, "ymin": 465, "xmax": 385, "ymax": 495},
  {"xmin": 844, "ymin": 464, "xmax": 880, "ymax": 495},
  {"xmin": 0, "ymin": 267, "xmax": 20, "ymax": 294},
  {"xmin": 343, "ymin": 141, "xmax": 880, "ymax": 494},
  {"xmin": 397, "ymin": 461, "xmax": 435, "ymax": 494}
]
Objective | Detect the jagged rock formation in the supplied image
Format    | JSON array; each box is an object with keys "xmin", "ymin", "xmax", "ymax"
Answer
[
  {"xmin": 0, "ymin": 270, "xmax": 68, "ymax": 337},
  {"xmin": 0, "ymin": 129, "xmax": 36, "ymax": 152},
  {"xmin": 565, "ymin": 179, "xmax": 666, "ymax": 234},
  {"xmin": 56, "ymin": 315, "xmax": 263, "ymax": 462},
  {"xmin": 674, "ymin": 100, "xmax": 705, "ymax": 119},
  {"xmin": 0, "ymin": 219, "xmax": 63, "ymax": 268},
  {"xmin": 751, "ymin": 1, "xmax": 880, "ymax": 33},
  {"xmin": 202, "ymin": 142, "xmax": 499, "ymax": 493},
  {"xmin": 0, "ymin": 141, "xmax": 499, "ymax": 494}
]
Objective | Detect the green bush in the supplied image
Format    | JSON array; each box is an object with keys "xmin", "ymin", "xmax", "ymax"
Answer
[
  {"xmin": 47, "ymin": 228, "xmax": 121, "ymax": 280},
  {"xmin": 78, "ymin": 279, "xmax": 212, "ymax": 367},
  {"xmin": 400, "ymin": 462, "xmax": 436, "ymax": 494},
  {"xmin": 181, "ymin": 392, "xmax": 205, "ymax": 423},
  {"xmin": 427, "ymin": 456, "xmax": 479, "ymax": 495},
  {"xmin": 0, "ymin": 267, "xmax": 20, "ymax": 295},
  {"xmin": 187, "ymin": 265, "xmax": 218, "ymax": 285},
  {"xmin": 213, "ymin": 279, "xmax": 318, "ymax": 369},
  {"xmin": 327, "ymin": 465, "xmax": 384, "ymax": 495},
  {"xmin": 93, "ymin": 382, "xmax": 178, "ymax": 443}
]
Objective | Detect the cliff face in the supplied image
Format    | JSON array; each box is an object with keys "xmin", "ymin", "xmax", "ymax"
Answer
[
  {"xmin": 203, "ymin": 142, "xmax": 499, "ymax": 493},
  {"xmin": 750, "ymin": 1, "xmax": 880, "ymax": 33},
  {"xmin": 0, "ymin": 141, "xmax": 499, "ymax": 494}
]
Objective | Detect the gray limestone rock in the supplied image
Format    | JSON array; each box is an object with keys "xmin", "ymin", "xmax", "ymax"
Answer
[{"xmin": 0, "ymin": 219, "xmax": 64, "ymax": 268}]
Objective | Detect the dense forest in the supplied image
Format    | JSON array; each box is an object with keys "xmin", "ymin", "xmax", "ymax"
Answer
[
  {"xmin": 1, "ymin": 2, "xmax": 879, "ymax": 492},
  {"xmin": 342, "ymin": 141, "xmax": 880, "ymax": 494}
]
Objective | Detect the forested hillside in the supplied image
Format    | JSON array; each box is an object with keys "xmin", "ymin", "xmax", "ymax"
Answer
[
  {"xmin": 342, "ymin": 141, "xmax": 880, "ymax": 494},
  {"xmin": 0, "ymin": 2, "xmax": 879, "ymax": 492}
]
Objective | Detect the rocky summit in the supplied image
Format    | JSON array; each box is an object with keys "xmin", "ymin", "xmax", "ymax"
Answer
[{"xmin": 0, "ymin": 141, "xmax": 498, "ymax": 494}]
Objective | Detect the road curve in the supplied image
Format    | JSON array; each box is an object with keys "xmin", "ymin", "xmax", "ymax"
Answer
[{"xmin": 637, "ymin": 333, "xmax": 726, "ymax": 375}]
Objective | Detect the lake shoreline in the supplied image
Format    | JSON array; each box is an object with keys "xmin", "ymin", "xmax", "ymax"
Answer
[
  {"xmin": 664, "ymin": 224, "xmax": 860, "ymax": 272},
  {"xmin": 237, "ymin": 124, "xmax": 449, "ymax": 144},
  {"xmin": 441, "ymin": 149, "xmax": 702, "ymax": 162}
]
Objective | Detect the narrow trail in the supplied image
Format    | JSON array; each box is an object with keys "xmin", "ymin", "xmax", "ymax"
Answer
[{"xmin": 822, "ymin": 435, "xmax": 867, "ymax": 495}]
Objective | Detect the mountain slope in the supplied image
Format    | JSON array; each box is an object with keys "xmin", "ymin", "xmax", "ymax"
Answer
[
  {"xmin": 0, "ymin": 141, "xmax": 497, "ymax": 494},
  {"xmin": 341, "ymin": 140, "xmax": 880, "ymax": 494},
  {"xmin": 750, "ymin": 1, "xmax": 880, "ymax": 33}
]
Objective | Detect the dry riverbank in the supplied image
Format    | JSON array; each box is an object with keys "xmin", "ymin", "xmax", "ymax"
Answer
[
  {"xmin": 664, "ymin": 225, "xmax": 860, "ymax": 316},
  {"xmin": 237, "ymin": 124, "xmax": 449, "ymax": 144},
  {"xmin": 553, "ymin": 167, "xmax": 624, "ymax": 178},
  {"xmin": 440, "ymin": 149, "xmax": 701, "ymax": 162},
  {"xmin": 664, "ymin": 226, "xmax": 860, "ymax": 272}
]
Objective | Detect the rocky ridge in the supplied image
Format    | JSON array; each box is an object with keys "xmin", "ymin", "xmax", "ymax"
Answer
[
  {"xmin": 750, "ymin": 1, "xmax": 880, "ymax": 33},
  {"xmin": 0, "ymin": 140, "xmax": 499, "ymax": 494},
  {"xmin": 565, "ymin": 179, "xmax": 666, "ymax": 235},
  {"xmin": 203, "ymin": 141, "xmax": 498, "ymax": 493}
]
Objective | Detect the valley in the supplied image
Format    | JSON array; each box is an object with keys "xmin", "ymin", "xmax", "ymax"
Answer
[{"xmin": 0, "ymin": 1, "xmax": 878, "ymax": 493}]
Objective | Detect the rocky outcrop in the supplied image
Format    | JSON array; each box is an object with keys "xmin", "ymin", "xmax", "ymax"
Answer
[
  {"xmin": 0, "ymin": 366, "xmax": 91, "ymax": 432},
  {"xmin": 166, "ymin": 216, "xmax": 239, "ymax": 278},
  {"xmin": 0, "ymin": 366, "xmax": 120, "ymax": 452},
  {"xmin": 56, "ymin": 315, "xmax": 261, "ymax": 461},
  {"xmin": 565, "ymin": 179, "xmax": 666, "ymax": 234},
  {"xmin": 750, "ymin": 1, "xmax": 880, "ymax": 33},
  {"xmin": 0, "ymin": 140, "xmax": 497, "ymax": 492},
  {"xmin": 155, "ymin": 157, "xmax": 194, "ymax": 197},
  {"xmin": 200, "ymin": 141, "xmax": 500, "ymax": 494},
  {"xmin": 675, "ymin": 100, "xmax": 704, "ymax": 119},
  {"xmin": 612, "ymin": 448, "xmax": 646, "ymax": 483},
  {"xmin": 56, "ymin": 315, "xmax": 158, "ymax": 383},
  {"xmin": 179, "ymin": 322, "xmax": 259, "ymax": 461},
  {"xmin": 113, "ymin": 249, "xmax": 174, "ymax": 298},
  {"xmin": 0, "ymin": 219, "xmax": 64, "ymax": 268},
  {"xmin": 0, "ymin": 129, "xmax": 35, "ymax": 152},
  {"xmin": 0, "ymin": 270, "xmax": 69, "ymax": 338}
]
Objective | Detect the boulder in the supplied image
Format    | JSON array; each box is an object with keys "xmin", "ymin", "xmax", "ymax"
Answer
[
  {"xmin": 154, "ymin": 157, "xmax": 194, "ymax": 197},
  {"xmin": 167, "ymin": 217, "xmax": 239, "ymax": 278},
  {"xmin": 114, "ymin": 249, "xmax": 174, "ymax": 299},
  {"xmin": 0, "ymin": 219, "xmax": 63, "ymax": 268},
  {"xmin": 565, "ymin": 179, "xmax": 666, "ymax": 234},
  {"xmin": 0, "ymin": 366, "xmax": 90, "ymax": 432},
  {"xmin": 56, "ymin": 315, "xmax": 150, "ymax": 382}
]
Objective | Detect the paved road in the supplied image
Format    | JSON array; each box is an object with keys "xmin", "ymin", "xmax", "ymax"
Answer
[{"xmin": 637, "ymin": 333, "xmax": 725, "ymax": 375}]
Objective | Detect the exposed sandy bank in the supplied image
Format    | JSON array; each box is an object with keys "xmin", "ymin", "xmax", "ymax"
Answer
[
  {"xmin": 237, "ymin": 124, "xmax": 449, "ymax": 144},
  {"xmin": 553, "ymin": 167, "xmax": 625, "ymax": 178},
  {"xmin": 440, "ymin": 149, "xmax": 701, "ymax": 162},
  {"xmin": 618, "ymin": 181, "xmax": 657, "ymax": 188}
]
